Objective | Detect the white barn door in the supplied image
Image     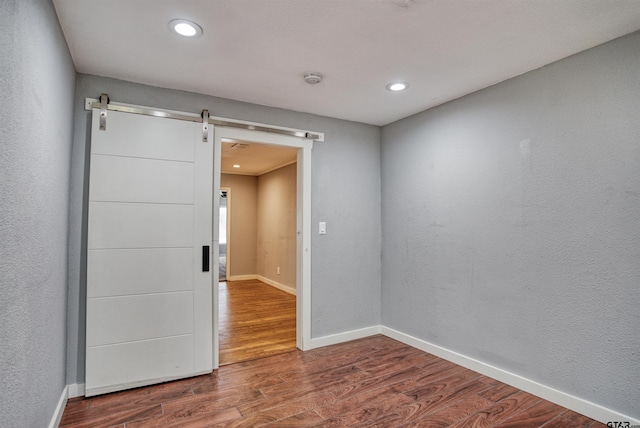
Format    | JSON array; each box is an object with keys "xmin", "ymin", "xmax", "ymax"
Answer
[{"xmin": 85, "ymin": 109, "xmax": 213, "ymax": 397}]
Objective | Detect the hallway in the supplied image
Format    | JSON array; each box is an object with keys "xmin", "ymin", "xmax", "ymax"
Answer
[{"xmin": 219, "ymin": 279, "xmax": 296, "ymax": 365}]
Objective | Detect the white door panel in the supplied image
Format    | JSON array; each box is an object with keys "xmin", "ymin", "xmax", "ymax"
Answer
[
  {"xmin": 89, "ymin": 154, "xmax": 194, "ymax": 204},
  {"xmin": 86, "ymin": 109, "xmax": 212, "ymax": 397},
  {"xmin": 86, "ymin": 292, "xmax": 194, "ymax": 346},
  {"xmin": 86, "ymin": 335, "xmax": 195, "ymax": 396},
  {"xmin": 91, "ymin": 112, "xmax": 195, "ymax": 161},
  {"xmin": 88, "ymin": 202, "xmax": 193, "ymax": 249},
  {"xmin": 87, "ymin": 248, "xmax": 193, "ymax": 298}
]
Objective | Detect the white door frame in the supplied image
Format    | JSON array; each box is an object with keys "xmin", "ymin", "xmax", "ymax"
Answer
[{"xmin": 212, "ymin": 127, "xmax": 312, "ymax": 368}]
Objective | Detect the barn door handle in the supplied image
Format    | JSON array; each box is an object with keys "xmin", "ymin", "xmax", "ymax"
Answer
[{"xmin": 202, "ymin": 246, "xmax": 210, "ymax": 272}]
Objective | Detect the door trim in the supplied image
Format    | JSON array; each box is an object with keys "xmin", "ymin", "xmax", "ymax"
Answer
[{"xmin": 212, "ymin": 127, "xmax": 312, "ymax": 369}]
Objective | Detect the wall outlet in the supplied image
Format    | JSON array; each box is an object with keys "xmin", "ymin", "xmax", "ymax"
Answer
[{"xmin": 277, "ymin": 266, "xmax": 280, "ymax": 275}]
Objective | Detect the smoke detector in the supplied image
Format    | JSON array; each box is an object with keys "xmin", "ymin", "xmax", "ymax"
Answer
[
  {"xmin": 304, "ymin": 72, "xmax": 323, "ymax": 85},
  {"xmin": 393, "ymin": 0, "xmax": 415, "ymax": 7}
]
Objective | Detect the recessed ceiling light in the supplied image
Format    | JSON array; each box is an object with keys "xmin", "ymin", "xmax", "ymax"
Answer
[
  {"xmin": 233, "ymin": 164, "xmax": 240, "ymax": 168},
  {"xmin": 169, "ymin": 19, "xmax": 203, "ymax": 37},
  {"xmin": 386, "ymin": 82, "xmax": 409, "ymax": 92}
]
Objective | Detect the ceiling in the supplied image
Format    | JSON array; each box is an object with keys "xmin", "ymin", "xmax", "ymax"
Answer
[
  {"xmin": 53, "ymin": 0, "xmax": 640, "ymax": 126},
  {"xmin": 221, "ymin": 139, "xmax": 297, "ymax": 176}
]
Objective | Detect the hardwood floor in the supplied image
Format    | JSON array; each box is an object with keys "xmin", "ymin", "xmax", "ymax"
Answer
[
  {"xmin": 60, "ymin": 335, "xmax": 606, "ymax": 427},
  {"xmin": 219, "ymin": 279, "xmax": 296, "ymax": 365}
]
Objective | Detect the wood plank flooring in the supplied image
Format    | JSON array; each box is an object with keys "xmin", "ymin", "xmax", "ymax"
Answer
[
  {"xmin": 219, "ymin": 279, "xmax": 297, "ymax": 365},
  {"xmin": 61, "ymin": 335, "xmax": 606, "ymax": 427}
]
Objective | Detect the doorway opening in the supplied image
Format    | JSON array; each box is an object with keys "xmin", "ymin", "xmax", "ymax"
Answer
[
  {"xmin": 212, "ymin": 127, "xmax": 312, "ymax": 368},
  {"xmin": 218, "ymin": 189, "xmax": 228, "ymax": 282}
]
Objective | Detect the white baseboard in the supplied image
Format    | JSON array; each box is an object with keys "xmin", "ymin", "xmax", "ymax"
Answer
[
  {"xmin": 256, "ymin": 275, "xmax": 296, "ymax": 295},
  {"xmin": 226, "ymin": 274, "xmax": 296, "ymax": 295},
  {"xmin": 68, "ymin": 383, "xmax": 85, "ymax": 398},
  {"xmin": 308, "ymin": 325, "xmax": 381, "ymax": 349},
  {"xmin": 380, "ymin": 326, "xmax": 639, "ymax": 425},
  {"xmin": 48, "ymin": 385, "xmax": 68, "ymax": 428},
  {"xmin": 226, "ymin": 274, "xmax": 257, "ymax": 281}
]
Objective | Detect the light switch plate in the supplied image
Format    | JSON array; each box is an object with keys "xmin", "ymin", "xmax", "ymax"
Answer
[{"xmin": 319, "ymin": 222, "xmax": 326, "ymax": 235}]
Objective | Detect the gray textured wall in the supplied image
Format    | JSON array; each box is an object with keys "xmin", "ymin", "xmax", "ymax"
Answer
[
  {"xmin": 67, "ymin": 74, "xmax": 382, "ymax": 384},
  {"xmin": 0, "ymin": 0, "xmax": 76, "ymax": 426},
  {"xmin": 381, "ymin": 31, "xmax": 640, "ymax": 418}
]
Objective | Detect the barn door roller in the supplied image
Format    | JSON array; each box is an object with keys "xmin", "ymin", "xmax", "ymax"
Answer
[
  {"xmin": 99, "ymin": 93, "xmax": 109, "ymax": 131},
  {"xmin": 202, "ymin": 109, "xmax": 209, "ymax": 142}
]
